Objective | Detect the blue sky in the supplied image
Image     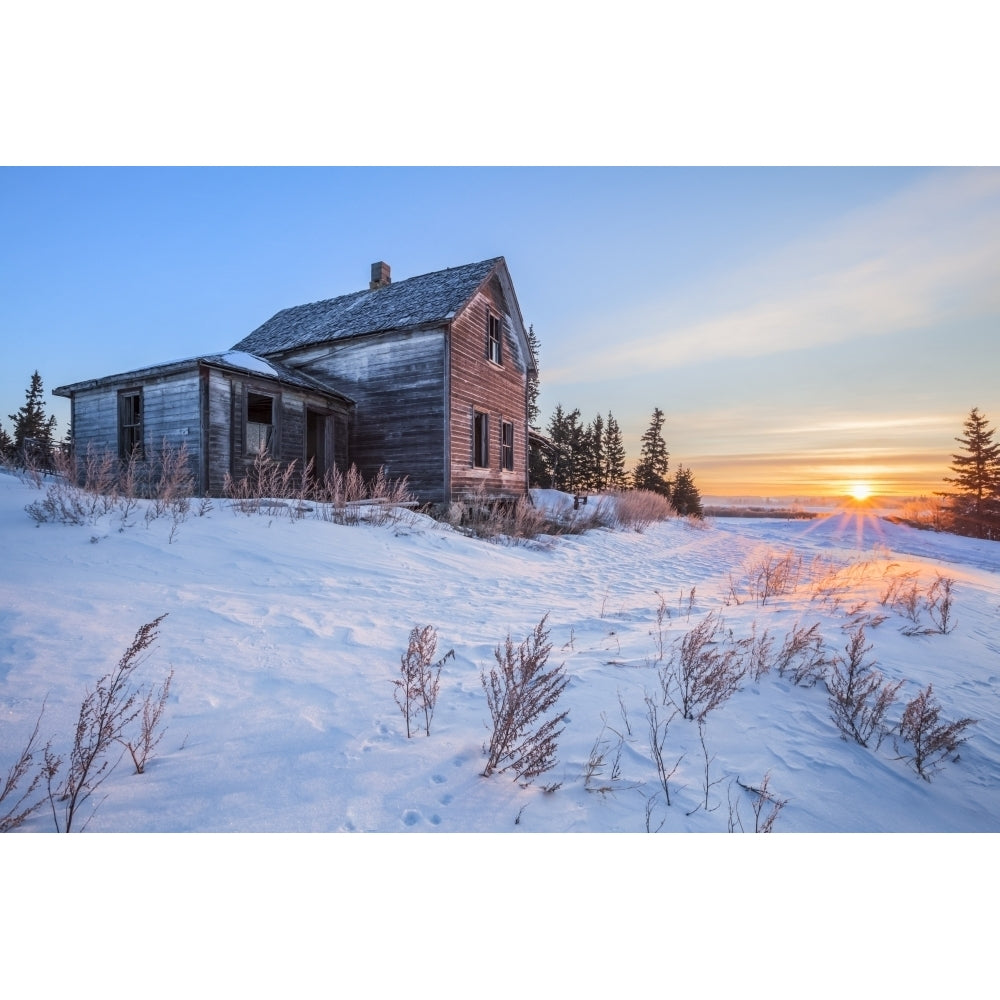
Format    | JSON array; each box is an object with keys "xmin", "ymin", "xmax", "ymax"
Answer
[{"xmin": 2, "ymin": 166, "xmax": 998, "ymax": 497}]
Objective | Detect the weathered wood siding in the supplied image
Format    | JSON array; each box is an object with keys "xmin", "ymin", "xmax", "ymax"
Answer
[
  {"xmin": 220, "ymin": 372, "xmax": 351, "ymax": 493},
  {"xmin": 205, "ymin": 369, "xmax": 232, "ymax": 496},
  {"xmin": 68, "ymin": 370, "xmax": 203, "ymax": 490},
  {"xmin": 284, "ymin": 328, "xmax": 448, "ymax": 502},
  {"xmin": 449, "ymin": 275, "xmax": 529, "ymax": 501}
]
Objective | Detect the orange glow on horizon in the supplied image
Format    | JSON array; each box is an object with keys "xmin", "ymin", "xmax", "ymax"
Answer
[{"xmin": 685, "ymin": 452, "xmax": 949, "ymax": 500}]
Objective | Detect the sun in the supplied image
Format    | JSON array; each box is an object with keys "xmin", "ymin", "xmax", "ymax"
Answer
[{"xmin": 849, "ymin": 481, "xmax": 873, "ymax": 502}]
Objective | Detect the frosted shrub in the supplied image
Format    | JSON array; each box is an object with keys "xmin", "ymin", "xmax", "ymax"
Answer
[
  {"xmin": 393, "ymin": 625, "xmax": 454, "ymax": 738},
  {"xmin": 776, "ymin": 621, "xmax": 828, "ymax": 687},
  {"xmin": 50, "ymin": 614, "xmax": 170, "ymax": 832},
  {"xmin": 736, "ymin": 621, "xmax": 775, "ymax": 682},
  {"xmin": 1, "ymin": 702, "xmax": 56, "ymax": 832},
  {"xmin": 879, "ymin": 568, "xmax": 922, "ymax": 622},
  {"xmin": 609, "ymin": 489, "xmax": 675, "ymax": 531},
  {"xmin": 661, "ymin": 612, "xmax": 745, "ymax": 722},
  {"xmin": 896, "ymin": 684, "xmax": 976, "ymax": 781},
  {"xmin": 482, "ymin": 615, "xmax": 569, "ymax": 785},
  {"xmin": 744, "ymin": 772, "xmax": 788, "ymax": 833},
  {"xmin": 728, "ymin": 549, "xmax": 802, "ymax": 606},
  {"xmin": 644, "ymin": 694, "xmax": 682, "ymax": 806},
  {"xmin": 583, "ymin": 716, "xmax": 628, "ymax": 795},
  {"xmin": 926, "ymin": 574, "xmax": 957, "ymax": 634},
  {"xmin": 827, "ymin": 625, "xmax": 901, "ymax": 749},
  {"xmin": 123, "ymin": 668, "xmax": 174, "ymax": 774}
]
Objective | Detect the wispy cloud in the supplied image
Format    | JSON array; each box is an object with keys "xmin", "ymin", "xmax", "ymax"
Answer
[{"xmin": 549, "ymin": 168, "xmax": 1000, "ymax": 384}]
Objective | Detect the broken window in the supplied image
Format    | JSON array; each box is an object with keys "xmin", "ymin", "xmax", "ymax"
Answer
[
  {"xmin": 118, "ymin": 389, "xmax": 143, "ymax": 459},
  {"xmin": 247, "ymin": 391, "xmax": 274, "ymax": 455},
  {"xmin": 487, "ymin": 310, "xmax": 502, "ymax": 365},
  {"xmin": 501, "ymin": 420, "xmax": 514, "ymax": 472},
  {"xmin": 474, "ymin": 410, "xmax": 489, "ymax": 468}
]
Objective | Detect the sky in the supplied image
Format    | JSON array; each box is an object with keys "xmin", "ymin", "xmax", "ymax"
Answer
[
  {"xmin": 2, "ymin": 5, "xmax": 998, "ymax": 501},
  {"xmin": 3, "ymin": 166, "xmax": 998, "ymax": 499}
]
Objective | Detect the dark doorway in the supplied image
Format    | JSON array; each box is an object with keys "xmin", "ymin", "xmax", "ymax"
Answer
[{"xmin": 306, "ymin": 410, "xmax": 328, "ymax": 480}]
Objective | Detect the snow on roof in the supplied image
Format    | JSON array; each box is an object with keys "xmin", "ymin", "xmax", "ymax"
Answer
[
  {"xmin": 218, "ymin": 350, "xmax": 281, "ymax": 378},
  {"xmin": 231, "ymin": 257, "xmax": 505, "ymax": 356}
]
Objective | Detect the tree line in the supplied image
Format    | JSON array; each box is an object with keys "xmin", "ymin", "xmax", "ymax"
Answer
[
  {"xmin": 530, "ymin": 403, "xmax": 703, "ymax": 517},
  {"xmin": 525, "ymin": 325, "xmax": 702, "ymax": 516}
]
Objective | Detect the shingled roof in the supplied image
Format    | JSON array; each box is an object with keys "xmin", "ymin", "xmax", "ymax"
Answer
[{"xmin": 231, "ymin": 257, "xmax": 506, "ymax": 357}]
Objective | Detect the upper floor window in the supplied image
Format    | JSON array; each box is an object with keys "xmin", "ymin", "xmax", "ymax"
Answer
[
  {"xmin": 487, "ymin": 310, "xmax": 502, "ymax": 365},
  {"xmin": 118, "ymin": 389, "xmax": 143, "ymax": 459},
  {"xmin": 247, "ymin": 391, "xmax": 274, "ymax": 454}
]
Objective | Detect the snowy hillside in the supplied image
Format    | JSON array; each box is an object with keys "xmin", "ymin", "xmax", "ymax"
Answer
[{"xmin": 3, "ymin": 469, "xmax": 999, "ymax": 835}]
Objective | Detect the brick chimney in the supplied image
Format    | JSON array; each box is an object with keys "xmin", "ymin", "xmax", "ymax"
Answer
[{"xmin": 370, "ymin": 261, "xmax": 391, "ymax": 289}]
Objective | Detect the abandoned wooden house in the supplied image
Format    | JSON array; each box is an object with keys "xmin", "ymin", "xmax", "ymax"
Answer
[{"xmin": 54, "ymin": 257, "xmax": 537, "ymax": 505}]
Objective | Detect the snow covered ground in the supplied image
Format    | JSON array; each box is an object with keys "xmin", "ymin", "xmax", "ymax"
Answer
[
  {"xmin": 3, "ymin": 469, "xmax": 998, "ymax": 834},
  {"xmin": 4, "ymin": 468, "xmax": 996, "ymax": 991}
]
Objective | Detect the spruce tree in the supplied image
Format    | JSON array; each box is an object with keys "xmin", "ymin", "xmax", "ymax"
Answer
[
  {"xmin": 632, "ymin": 407, "xmax": 670, "ymax": 497},
  {"xmin": 0, "ymin": 419, "xmax": 14, "ymax": 461},
  {"xmin": 545, "ymin": 404, "xmax": 571, "ymax": 493},
  {"xmin": 671, "ymin": 465, "xmax": 704, "ymax": 518},
  {"xmin": 563, "ymin": 408, "xmax": 585, "ymax": 494},
  {"xmin": 525, "ymin": 324, "xmax": 552, "ymax": 487},
  {"xmin": 526, "ymin": 324, "xmax": 541, "ymax": 426},
  {"xmin": 603, "ymin": 412, "xmax": 628, "ymax": 490},
  {"xmin": 586, "ymin": 413, "xmax": 605, "ymax": 492},
  {"xmin": 8, "ymin": 370, "xmax": 57, "ymax": 461},
  {"xmin": 942, "ymin": 407, "xmax": 1000, "ymax": 539}
]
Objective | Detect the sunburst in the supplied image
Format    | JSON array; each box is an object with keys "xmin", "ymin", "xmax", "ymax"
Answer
[{"xmin": 849, "ymin": 481, "xmax": 873, "ymax": 502}]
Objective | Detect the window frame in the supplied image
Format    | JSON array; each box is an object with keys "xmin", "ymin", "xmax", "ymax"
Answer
[
  {"xmin": 246, "ymin": 389, "xmax": 276, "ymax": 456},
  {"xmin": 487, "ymin": 309, "xmax": 503, "ymax": 366},
  {"xmin": 118, "ymin": 388, "xmax": 143, "ymax": 460},
  {"xmin": 473, "ymin": 409, "xmax": 490, "ymax": 468},
  {"xmin": 501, "ymin": 419, "xmax": 514, "ymax": 472}
]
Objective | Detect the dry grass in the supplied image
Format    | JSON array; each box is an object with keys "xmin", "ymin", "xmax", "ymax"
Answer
[
  {"xmin": 727, "ymin": 548, "xmax": 803, "ymax": 606},
  {"xmin": 24, "ymin": 441, "xmax": 196, "ymax": 538},
  {"xmin": 224, "ymin": 453, "xmax": 415, "ymax": 527},
  {"xmin": 606, "ymin": 489, "xmax": 675, "ymax": 532}
]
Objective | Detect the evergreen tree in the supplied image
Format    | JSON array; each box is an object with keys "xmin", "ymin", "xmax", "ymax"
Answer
[
  {"xmin": 545, "ymin": 404, "xmax": 587, "ymax": 494},
  {"xmin": 671, "ymin": 465, "xmax": 704, "ymax": 518},
  {"xmin": 0, "ymin": 419, "xmax": 14, "ymax": 462},
  {"xmin": 585, "ymin": 412, "xmax": 605, "ymax": 492},
  {"xmin": 8, "ymin": 370, "xmax": 57, "ymax": 462},
  {"xmin": 529, "ymin": 442, "xmax": 553, "ymax": 489},
  {"xmin": 563, "ymin": 408, "xmax": 586, "ymax": 494},
  {"xmin": 603, "ymin": 411, "xmax": 627, "ymax": 490},
  {"xmin": 525, "ymin": 325, "xmax": 552, "ymax": 488},
  {"xmin": 546, "ymin": 404, "xmax": 569, "ymax": 492},
  {"xmin": 942, "ymin": 407, "xmax": 1000, "ymax": 539},
  {"xmin": 632, "ymin": 407, "xmax": 670, "ymax": 496},
  {"xmin": 526, "ymin": 324, "xmax": 541, "ymax": 426}
]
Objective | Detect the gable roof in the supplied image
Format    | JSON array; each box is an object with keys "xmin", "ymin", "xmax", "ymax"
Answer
[{"xmin": 231, "ymin": 257, "xmax": 508, "ymax": 357}]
